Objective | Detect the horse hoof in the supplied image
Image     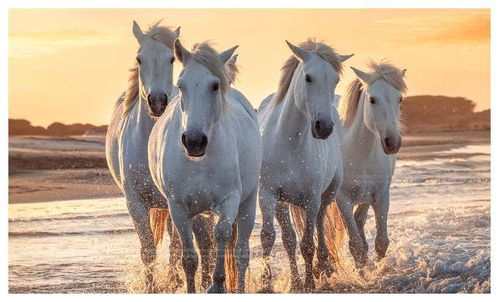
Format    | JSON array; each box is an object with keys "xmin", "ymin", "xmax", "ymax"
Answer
[
  {"xmin": 207, "ymin": 284, "xmax": 225, "ymax": 293},
  {"xmin": 290, "ymin": 280, "xmax": 303, "ymax": 293},
  {"xmin": 314, "ymin": 260, "xmax": 334, "ymax": 279},
  {"xmin": 303, "ymin": 283, "xmax": 315, "ymax": 293},
  {"xmin": 201, "ymin": 276, "xmax": 212, "ymax": 290}
]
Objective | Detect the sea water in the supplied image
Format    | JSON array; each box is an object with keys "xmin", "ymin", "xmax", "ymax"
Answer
[{"xmin": 9, "ymin": 144, "xmax": 490, "ymax": 293}]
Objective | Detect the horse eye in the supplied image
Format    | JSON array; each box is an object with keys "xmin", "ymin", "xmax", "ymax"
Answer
[
  {"xmin": 305, "ymin": 74, "xmax": 312, "ymax": 83},
  {"xmin": 370, "ymin": 97, "xmax": 376, "ymax": 105},
  {"xmin": 136, "ymin": 56, "xmax": 141, "ymax": 65},
  {"xmin": 170, "ymin": 57, "xmax": 175, "ymax": 64},
  {"xmin": 211, "ymin": 82, "xmax": 219, "ymax": 91}
]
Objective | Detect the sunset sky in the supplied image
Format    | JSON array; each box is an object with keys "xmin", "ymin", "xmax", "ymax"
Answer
[{"xmin": 9, "ymin": 9, "xmax": 490, "ymax": 127}]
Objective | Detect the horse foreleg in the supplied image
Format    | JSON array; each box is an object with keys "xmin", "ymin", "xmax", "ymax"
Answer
[
  {"xmin": 208, "ymin": 195, "xmax": 240, "ymax": 293},
  {"xmin": 335, "ymin": 195, "xmax": 367, "ymax": 268},
  {"xmin": 354, "ymin": 204, "xmax": 370, "ymax": 252},
  {"xmin": 314, "ymin": 201, "xmax": 333, "ymax": 279},
  {"xmin": 192, "ymin": 214, "xmax": 216, "ymax": 290},
  {"xmin": 166, "ymin": 214, "xmax": 183, "ymax": 289},
  {"xmin": 300, "ymin": 200, "xmax": 320, "ymax": 292},
  {"xmin": 372, "ymin": 191, "xmax": 390, "ymax": 259},
  {"xmin": 168, "ymin": 201, "xmax": 198, "ymax": 293},
  {"xmin": 234, "ymin": 189, "xmax": 257, "ymax": 293},
  {"xmin": 258, "ymin": 189, "xmax": 277, "ymax": 291},
  {"xmin": 125, "ymin": 193, "xmax": 156, "ymax": 292},
  {"xmin": 275, "ymin": 202, "xmax": 301, "ymax": 292}
]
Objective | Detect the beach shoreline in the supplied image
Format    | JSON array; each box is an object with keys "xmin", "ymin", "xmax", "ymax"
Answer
[{"xmin": 8, "ymin": 130, "xmax": 490, "ymax": 204}]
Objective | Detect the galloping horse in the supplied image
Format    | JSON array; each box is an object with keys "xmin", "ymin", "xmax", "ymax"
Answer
[
  {"xmin": 148, "ymin": 40, "xmax": 262, "ymax": 293},
  {"xmin": 330, "ymin": 61, "xmax": 407, "ymax": 268},
  {"xmin": 257, "ymin": 39, "xmax": 353, "ymax": 292},
  {"xmin": 105, "ymin": 21, "xmax": 214, "ymax": 290}
]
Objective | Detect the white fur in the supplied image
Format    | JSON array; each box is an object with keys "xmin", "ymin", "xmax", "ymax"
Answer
[
  {"xmin": 148, "ymin": 42, "xmax": 262, "ymax": 293},
  {"xmin": 335, "ymin": 64, "xmax": 405, "ymax": 268},
  {"xmin": 257, "ymin": 41, "xmax": 350, "ymax": 291}
]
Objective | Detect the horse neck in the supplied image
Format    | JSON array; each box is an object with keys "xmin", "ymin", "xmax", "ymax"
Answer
[
  {"xmin": 345, "ymin": 91, "xmax": 379, "ymax": 153},
  {"xmin": 276, "ymin": 66, "xmax": 310, "ymax": 146}
]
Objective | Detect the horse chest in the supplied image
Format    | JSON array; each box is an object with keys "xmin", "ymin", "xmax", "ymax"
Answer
[
  {"xmin": 268, "ymin": 149, "xmax": 335, "ymax": 199},
  {"xmin": 162, "ymin": 150, "xmax": 241, "ymax": 214}
]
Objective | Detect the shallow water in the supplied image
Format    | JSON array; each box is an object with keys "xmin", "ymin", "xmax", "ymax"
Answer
[{"xmin": 9, "ymin": 144, "xmax": 490, "ymax": 293}]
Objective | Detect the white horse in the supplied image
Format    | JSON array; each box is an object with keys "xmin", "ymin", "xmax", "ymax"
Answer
[
  {"xmin": 257, "ymin": 39, "xmax": 353, "ymax": 292},
  {"xmin": 331, "ymin": 61, "xmax": 407, "ymax": 268},
  {"xmin": 105, "ymin": 21, "xmax": 216, "ymax": 290},
  {"xmin": 148, "ymin": 40, "xmax": 262, "ymax": 293}
]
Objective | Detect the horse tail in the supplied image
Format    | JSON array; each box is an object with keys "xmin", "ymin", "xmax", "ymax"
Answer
[
  {"xmin": 224, "ymin": 223, "xmax": 238, "ymax": 293},
  {"xmin": 149, "ymin": 208, "xmax": 170, "ymax": 248},
  {"xmin": 291, "ymin": 203, "xmax": 346, "ymax": 270},
  {"xmin": 323, "ymin": 202, "xmax": 346, "ymax": 269}
]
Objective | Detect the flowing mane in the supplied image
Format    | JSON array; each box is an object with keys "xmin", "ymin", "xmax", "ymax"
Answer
[
  {"xmin": 225, "ymin": 54, "xmax": 239, "ymax": 84},
  {"xmin": 339, "ymin": 61, "xmax": 407, "ymax": 126},
  {"xmin": 274, "ymin": 38, "xmax": 344, "ymax": 104},
  {"xmin": 190, "ymin": 42, "xmax": 231, "ymax": 95},
  {"xmin": 123, "ymin": 21, "xmax": 178, "ymax": 117}
]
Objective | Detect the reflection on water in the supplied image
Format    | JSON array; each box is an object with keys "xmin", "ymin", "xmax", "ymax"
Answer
[{"xmin": 9, "ymin": 144, "xmax": 490, "ymax": 293}]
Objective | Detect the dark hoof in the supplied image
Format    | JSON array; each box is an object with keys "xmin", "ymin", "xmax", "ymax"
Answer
[
  {"xmin": 303, "ymin": 281, "xmax": 315, "ymax": 293},
  {"xmin": 290, "ymin": 279, "xmax": 303, "ymax": 293},
  {"xmin": 261, "ymin": 265, "xmax": 273, "ymax": 291},
  {"xmin": 200, "ymin": 275, "xmax": 212, "ymax": 290},
  {"xmin": 207, "ymin": 284, "xmax": 225, "ymax": 293},
  {"xmin": 314, "ymin": 258, "xmax": 334, "ymax": 279},
  {"xmin": 167, "ymin": 271, "xmax": 184, "ymax": 291}
]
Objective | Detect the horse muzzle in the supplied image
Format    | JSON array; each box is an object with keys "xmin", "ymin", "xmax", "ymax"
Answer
[
  {"xmin": 311, "ymin": 119, "xmax": 334, "ymax": 140},
  {"xmin": 181, "ymin": 131, "xmax": 208, "ymax": 157},
  {"xmin": 381, "ymin": 135, "xmax": 402, "ymax": 154},
  {"xmin": 147, "ymin": 92, "xmax": 168, "ymax": 117}
]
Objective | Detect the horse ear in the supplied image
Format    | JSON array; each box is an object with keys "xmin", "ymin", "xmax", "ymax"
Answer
[
  {"xmin": 132, "ymin": 20, "xmax": 145, "ymax": 44},
  {"xmin": 338, "ymin": 54, "xmax": 354, "ymax": 62},
  {"xmin": 227, "ymin": 54, "xmax": 238, "ymax": 65},
  {"xmin": 174, "ymin": 39, "xmax": 191, "ymax": 64},
  {"xmin": 285, "ymin": 40, "xmax": 309, "ymax": 62},
  {"xmin": 174, "ymin": 26, "xmax": 181, "ymax": 37},
  {"xmin": 401, "ymin": 68, "xmax": 407, "ymax": 77},
  {"xmin": 351, "ymin": 66, "xmax": 371, "ymax": 84},
  {"xmin": 219, "ymin": 45, "xmax": 238, "ymax": 64}
]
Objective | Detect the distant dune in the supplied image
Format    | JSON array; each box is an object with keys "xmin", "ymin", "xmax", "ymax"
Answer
[
  {"xmin": 401, "ymin": 95, "xmax": 490, "ymax": 133},
  {"xmin": 9, "ymin": 119, "xmax": 107, "ymax": 136},
  {"xmin": 9, "ymin": 95, "xmax": 489, "ymax": 136}
]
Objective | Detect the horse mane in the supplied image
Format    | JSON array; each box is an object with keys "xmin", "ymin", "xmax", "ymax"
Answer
[
  {"xmin": 274, "ymin": 38, "xmax": 344, "ymax": 104},
  {"xmin": 225, "ymin": 55, "xmax": 239, "ymax": 84},
  {"xmin": 339, "ymin": 60, "xmax": 407, "ymax": 126},
  {"xmin": 123, "ymin": 21, "xmax": 178, "ymax": 117},
  {"xmin": 190, "ymin": 42, "xmax": 231, "ymax": 96}
]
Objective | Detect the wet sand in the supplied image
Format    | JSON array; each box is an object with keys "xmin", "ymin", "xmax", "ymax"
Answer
[{"xmin": 8, "ymin": 131, "xmax": 490, "ymax": 204}]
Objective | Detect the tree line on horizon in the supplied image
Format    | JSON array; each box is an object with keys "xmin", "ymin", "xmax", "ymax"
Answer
[{"xmin": 9, "ymin": 95, "xmax": 490, "ymax": 136}]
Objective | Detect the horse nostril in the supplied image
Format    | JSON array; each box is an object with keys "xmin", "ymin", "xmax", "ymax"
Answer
[
  {"xmin": 181, "ymin": 133, "xmax": 187, "ymax": 147},
  {"xmin": 315, "ymin": 120, "xmax": 322, "ymax": 131},
  {"xmin": 200, "ymin": 135, "xmax": 208, "ymax": 148},
  {"xmin": 385, "ymin": 137, "xmax": 391, "ymax": 147}
]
